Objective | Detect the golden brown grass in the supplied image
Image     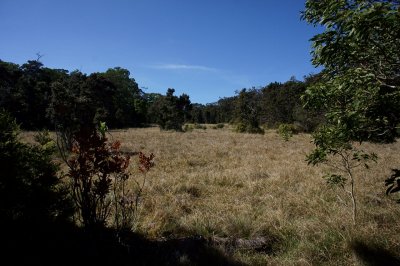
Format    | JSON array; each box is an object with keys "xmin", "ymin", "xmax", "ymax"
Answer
[{"xmin": 22, "ymin": 126, "xmax": 400, "ymax": 265}]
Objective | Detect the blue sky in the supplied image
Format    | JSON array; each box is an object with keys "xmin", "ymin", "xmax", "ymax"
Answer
[{"xmin": 0, "ymin": 0, "xmax": 321, "ymax": 104}]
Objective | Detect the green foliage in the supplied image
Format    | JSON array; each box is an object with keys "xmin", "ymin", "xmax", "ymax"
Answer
[
  {"xmin": 187, "ymin": 79, "xmax": 324, "ymax": 131},
  {"xmin": 212, "ymin": 123, "xmax": 225, "ymax": 129},
  {"xmin": 235, "ymin": 122, "xmax": 265, "ymax": 134},
  {"xmin": 234, "ymin": 89, "xmax": 264, "ymax": 134},
  {"xmin": 261, "ymin": 80, "xmax": 313, "ymax": 129},
  {"xmin": 151, "ymin": 88, "xmax": 192, "ymax": 131},
  {"xmin": 0, "ymin": 59, "xmax": 69, "ymax": 129},
  {"xmin": 34, "ymin": 130, "xmax": 57, "ymax": 153},
  {"xmin": 183, "ymin": 124, "xmax": 194, "ymax": 132},
  {"xmin": 100, "ymin": 67, "xmax": 147, "ymax": 127},
  {"xmin": 302, "ymin": 0, "xmax": 400, "ymax": 143},
  {"xmin": 277, "ymin": 123, "xmax": 296, "ymax": 141},
  {"xmin": 0, "ymin": 58, "xmax": 324, "ymax": 134},
  {"xmin": 235, "ymin": 122, "xmax": 247, "ymax": 133},
  {"xmin": 323, "ymin": 174, "xmax": 347, "ymax": 189},
  {"xmin": 302, "ymin": 0, "xmax": 400, "ymax": 218},
  {"xmin": 0, "ymin": 110, "xmax": 73, "ymax": 225},
  {"xmin": 194, "ymin": 123, "xmax": 207, "ymax": 130},
  {"xmin": 184, "ymin": 123, "xmax": 208, "ymax": 131},
  {"xmin": 1, "ymin": 59, "xmax": 149, "ymax": 132},
  {"xmin": 306, "ymin": 124, "xmax": 352, "ymax": 165}
]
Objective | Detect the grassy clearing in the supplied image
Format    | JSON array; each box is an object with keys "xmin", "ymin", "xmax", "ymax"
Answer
[{"xmin": 23, "ymin": 125, "xmax": 400, "ymax": 264}]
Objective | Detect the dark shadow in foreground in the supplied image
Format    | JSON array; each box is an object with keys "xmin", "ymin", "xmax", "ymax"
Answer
[
  {"xmin": 350, "ymin": 240, "xmax": 400, "ymax": 266},
  {"xmin": 1, "ymin": 221, "xmax": 244, "ymax": 266}
]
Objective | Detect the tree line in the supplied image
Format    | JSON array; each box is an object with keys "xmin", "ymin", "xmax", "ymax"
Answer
[
  {"xmin": 190, "ymin": 75, "xmax": 324, "ymax": 133},
  {"xmin": 0, "ymin": 59, "xmax": 324, "ymax": 133}
]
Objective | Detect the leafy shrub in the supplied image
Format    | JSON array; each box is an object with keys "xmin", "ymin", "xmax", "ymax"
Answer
[
  {"xmin": 183, "ymin": 124, "xmax": 194, "ymax": 132},
  {"xmin": 194, "ymin": 123, "xmax": 207, "ymax": 130},
  {"xmin": 212, "ymin": 123, "xmax": 225, "ymax": 129},
  {"xmin": 235, "ymin": 122, "xmax": 264, "ymax": 134},
  {"xmin": 0, "ymin": 110, "xmax": 73, "ymax": 225},
  {"xmin": 278, "ymin": 123, "xmax": 296, "ymax": 141},
  {"xmin": 67, "ymin": 126, "xmax": 154, "ymax": 230},
  {"xmin": 67, "ymin": 127, "xmax": 129, "ymax": 229},
  {"xmin": 184, "ymin": 123, "xmax": 207, "ymax": 131}
]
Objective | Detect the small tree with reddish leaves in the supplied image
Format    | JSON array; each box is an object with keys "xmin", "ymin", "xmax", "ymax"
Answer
[
  {"xmin": 67, "ymin": 127, "xmax": 130, "ymax": 229},
  {"xmin": 66, "ymin": 126, "xmax": 155, "ymax": 231},
  {"xmin": 113, "ymin": 152, "xmax": 154, "ymax": 232}
]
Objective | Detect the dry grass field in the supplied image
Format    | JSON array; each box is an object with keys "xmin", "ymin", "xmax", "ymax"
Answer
[{"xmin": 23, "ymin": 126, "xmax": 400, "ymax": 265}]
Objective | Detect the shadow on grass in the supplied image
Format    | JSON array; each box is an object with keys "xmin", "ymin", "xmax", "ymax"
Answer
[
  {"xmin": 350, "ymin": 240, "xmax": 400, "ymax": 266},
  {"xmin": 1, "ymin": 220, "xmax": 244, "ymax": 266}
]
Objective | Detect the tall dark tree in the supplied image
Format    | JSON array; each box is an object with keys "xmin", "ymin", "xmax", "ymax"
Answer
[
  {"xmin": 152, "ymin": 88, "xmax": 191, "ymax": 131},
  {"xmin": 48, "ymin": 71, "xmax": 118, "ymax": 149},
  {"xmin": 0, "ymin": 60, "xmax": 23, "ymax": 123},
  {"xmin": 100, "ymin": 67, "xmax": 146, "ymax": 127},
  {"xmin": 234, "ymin": 88, "xmax": 264, "ymax": 134}
]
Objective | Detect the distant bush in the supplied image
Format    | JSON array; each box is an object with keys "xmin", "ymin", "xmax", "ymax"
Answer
[
  {"xmin": 184, "ymin": 123, "xmax": 207, "ymax": 131},
  {"xmin": 277, "ymin": 123, "xmax": 297, "ymax": 141},
  {"xmin": 213, "ymin": 123, "xmax": 224, "ymax": 129},
  {"xmin": 194, "ymin": 123, "xmax": 207, "ymax": 130},
  {"xmin": 235, "ymin": 122, "xmax": 247, "ymax": 133},
  {"xmin": 235, "ymin": 122, "xmax": 264, "ymax": 134},
  {"xmin": 184, "ymin": 124, "xmax": 194, "ymax": 132}
]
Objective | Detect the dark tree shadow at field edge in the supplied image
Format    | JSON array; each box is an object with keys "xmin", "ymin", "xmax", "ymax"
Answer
[
  {"xmin": 350, "ymin": 240, "xmax": 400, "ymax": 266},
  {"xmin": 0, "ymin": 221, "xmax": 244, "ymax": 266}
]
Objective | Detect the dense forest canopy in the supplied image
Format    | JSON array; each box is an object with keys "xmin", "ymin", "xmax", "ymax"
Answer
[{"xmin": 0, "ymin": 59, "xmax": 322, "ymax": 132}]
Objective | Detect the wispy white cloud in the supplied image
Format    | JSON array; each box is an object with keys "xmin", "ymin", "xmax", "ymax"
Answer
[{"xmin": 150, "ymin": 63, "xmax": 218, "ymax": 72}]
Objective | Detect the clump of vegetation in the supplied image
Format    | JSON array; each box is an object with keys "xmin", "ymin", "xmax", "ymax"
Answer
[
  {"xmin": 114, "ymin": 151, "xmax": 154, "ymax": 232},
  {"xmin": 67, "ymin": 127, "xmax": 130, "ymax": 229},
  {"xmin": 307, "ymin": 126, "xmax": 378, "ymax": 224},
  {"xmin": 302, "ymin": 0, "xmax": 400, "ymax": 224},
  {"xmin": 183, "ymin": 124, "xmax": 194, "ymax": 132},
  {"xmin": 214, "ymin": 123, "xmax": 225, "ymax": 129},
  {"xmin": 277, "ymin": 123, "xmax": 296, "ymax": 141},
  {"xmin": 0, "ymin": 58, "xmax": 324, "ymax": 133},
  {"xmin": 0, "ymin": 110, "xmax": 73, "ymax": 225},
  {"xmin": 184, "ymin": 123, "xmax": 207, "ymax": 131},
  {"xmin": 66, "ymin": 125, "xmax": 154, "ymax": 230},
  {"xmin": 194, "ymin": 123, "xmax": 207, "ymax": 130},
  {"xmin": 235, "ymin": 122, "xmax": 264, "ymax": 134},
  {"xmin": 149, "ymin": 88, "xmax": 192, "ymax": 131},
  {"xmin": 234, "ymin": 89, "xmax": 264, "ymax": 134}
]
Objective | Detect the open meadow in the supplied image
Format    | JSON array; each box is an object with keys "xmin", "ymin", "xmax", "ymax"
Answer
[
  {"xmin": 104, "ymin": 126, "xmax": 400, "ymax": 264},
  {"xmin": 21, "ymin": 126, "xmax": 400, "ymax": 265}
]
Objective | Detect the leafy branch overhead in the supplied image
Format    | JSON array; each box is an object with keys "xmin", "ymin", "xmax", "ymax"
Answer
[
  {"xmin": 302, "ymin": 0, "xmax": 400, "ymax": 143},
  {"xmin": 302, "ymin": 0, "xmax": 400, "ymax": 223}
]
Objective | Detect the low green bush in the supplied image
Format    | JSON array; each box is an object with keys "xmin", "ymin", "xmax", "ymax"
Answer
[
  {"xmin": 278, "ymin": 123, "xmax": 297, "ymax": 141},
  {"xmin": 235, "ymin": 122, "xmax": 264, "ymax": 134}
]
